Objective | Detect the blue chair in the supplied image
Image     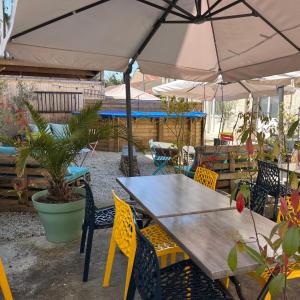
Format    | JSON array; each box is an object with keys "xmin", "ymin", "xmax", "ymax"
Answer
[
  {"xmin": 149, "ymin": 139, "xmax": 171, "ymax": 175},
  {"xmin": 80, "ymin": 181, "xmax": 115, "ymax": 282},
  {"xmin": 127, "ymin": 226, "xmax": 233, "ymax": 300}
]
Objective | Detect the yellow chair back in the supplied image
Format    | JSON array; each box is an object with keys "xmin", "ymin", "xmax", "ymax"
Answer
[
  {"xmin": 0, "ymin": 258, "xmax": 13, "ymax": 300},
  {"xmin": 194, "ymin": 166, "xmax": 218, "ymax": 190},
  {"xmin": 103, "ymin": 191, "xmax": 136, "ymax": 300},
  {"xmin": 277, "ymin": 196, "xmax": 300, "ymax": 227},
  {"xmin": 111, "ymin": 191, "xmax": 137, "ymax": 257}
]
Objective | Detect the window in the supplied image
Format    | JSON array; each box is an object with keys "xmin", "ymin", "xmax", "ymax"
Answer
[{"xmin": 259, "ymin": 96, "xmax": 279, "ymax": 119}]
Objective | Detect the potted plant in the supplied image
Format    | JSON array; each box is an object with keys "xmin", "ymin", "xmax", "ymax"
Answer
[{"xmin": 0, "ymin": 100, "xmax": 122, "ymax": 243}]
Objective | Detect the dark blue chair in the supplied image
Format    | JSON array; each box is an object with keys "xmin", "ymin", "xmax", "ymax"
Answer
[
  {"xmin": 127, "ymin": 227, "xmax": 233, "ymax": 300},
  {"xmin": 80, "ymin": 181, "xmax": 115, "ymax": 282},
  {"xmin": 256, "ymin": 160, "xmax": 290, "ymax": 220},
  {"xmin": 235, "ymin": 181, "xmax": 269, "ymax": 216}
]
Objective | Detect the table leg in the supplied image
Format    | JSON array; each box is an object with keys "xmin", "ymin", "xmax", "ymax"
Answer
[
  {"xmin": 229, "ymin": 276, "xmax": 246, "ymax": 300},
  {"xmin": 79, "ymin": 152, "xmax": 89, "ymax": 167}
]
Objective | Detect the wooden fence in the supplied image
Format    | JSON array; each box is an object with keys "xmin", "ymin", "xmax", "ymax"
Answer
[
  {"xmin": 34, "ymin": 91, "xmax": 83, "ymax": 113},
  {"xmin": 192, "ymin": 145, "xmax": 258, "ymax": 193}
]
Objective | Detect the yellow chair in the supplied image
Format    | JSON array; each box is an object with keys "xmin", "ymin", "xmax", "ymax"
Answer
[
  {"xmin": 277, "ymin": 196, "xmax": 300, "ymax": 226},
  {"xmin": 103, "ymin": 191, "xmax": 186, "ymax": 300},
  {"xmin": 194, "ymin": 166, "xmax": 218, "ymax": 190},
  {"xmin": 141, "ymin": 224, "xmax": 188, "ymax": 267},
  {"xmin": 0, "ymin": 258, "xmax": 13, "ymax": 300}
]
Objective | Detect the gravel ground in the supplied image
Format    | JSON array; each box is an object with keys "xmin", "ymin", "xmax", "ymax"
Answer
[{"xmin": 0, "ymin": 151, "xmax": 158, "ymax": 242}]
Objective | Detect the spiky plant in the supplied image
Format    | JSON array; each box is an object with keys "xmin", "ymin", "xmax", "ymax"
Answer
[{"xmin": 0, "ymin": 101, "xmax": 127, "ymax": 203}]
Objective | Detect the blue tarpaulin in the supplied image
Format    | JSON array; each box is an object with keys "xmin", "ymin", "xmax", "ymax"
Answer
[{"xmin": 73, "ymin": 110, "xmax": 206, "ymax": 119}]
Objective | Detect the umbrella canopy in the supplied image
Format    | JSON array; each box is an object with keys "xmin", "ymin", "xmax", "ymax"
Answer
[
  {"xmin": 3, "ymin": 0, "xmax": 300, "ymax": 82},
  {"xmin": 152, "ymin": 79, "xmax": 296, "ymax": 100},
  {"xmin": 105, "ymin": 84, "xmax": 161, "ymax": 100},
  {"xmin": 249, "ymin": 71, "xmax": 300, "ymax": 86}
]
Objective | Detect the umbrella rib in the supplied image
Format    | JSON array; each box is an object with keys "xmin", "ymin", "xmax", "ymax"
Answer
[
  {"xmin": 126, "ymin": 0, "xmax": 180, "ymax": 74},
  {"xmin": 161, "ymin": 0, "xmax": 195, "ymax": 19},
  {"xmin": 205, "ymin": 0, "xmax": 222, "ymax": 73},
  {"xmin": 241, "ymin": 0, "xmax": 300, "ymax": 51},
  {"xmin": 207, "ymin": 13, "xmax": 256, "ymax": 21},
  {"xmin": 10, "ymin": 0, "xmax": 111, "ymax": 40},
  {"xmin": 202, "ymin": 0, "xmax": 223, "ymax": 17},
  {"xmin": 137, "ymin": 0, "xmax": 193, "ymax": 20},
  {"xmin": 238, "ymin": 81, "xmax": 251, "ymax": 94}
]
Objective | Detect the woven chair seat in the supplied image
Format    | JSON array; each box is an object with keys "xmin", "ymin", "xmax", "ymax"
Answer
[
  {"xmin": 160, "ymin": 259, "xmax": 233, "ymax": 300},
  {"xmin": 129, "ymin": 227, "xmax": 233, "ymax": 300},
  {"xmin": 141, "ymin": 224, "xmax": 183, "ymax": 256},
  {"xmin": 94, "ymin": 206, "xmax": 115, "ymax": 229}
]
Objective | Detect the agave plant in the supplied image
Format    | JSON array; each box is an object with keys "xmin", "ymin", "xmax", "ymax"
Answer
[{"xmin": 0, "ymin": 100, "xmax": 128, "ymax": 203}]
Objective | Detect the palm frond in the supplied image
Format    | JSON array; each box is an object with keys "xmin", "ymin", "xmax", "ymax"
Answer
[
  {"xmin": 23, "ymin": 100, "xmax": 48, "ymax": 133},
  {"xmin": 16, "ymin": 146, "xmax": 31, "ymax": 177},
  {"xmin": 0, "ymin": 135, "xmax": 19, "ymax": 147},
  {"xmin": 68, "ymin": 102, "xmax": 102, "ymax": 134}
]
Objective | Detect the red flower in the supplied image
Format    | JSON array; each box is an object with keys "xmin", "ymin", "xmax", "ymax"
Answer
[
  {"xmin": 236, "ymin": 192, "xmax": 245, "ymax": 213},
  {"xmin": 246, "ymin": 138, "xmax": 254, "ymax": 155}
]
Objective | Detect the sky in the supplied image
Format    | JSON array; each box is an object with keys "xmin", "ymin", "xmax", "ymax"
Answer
[{"xmin": 104, "ymin": 61, "xmax": 139, "ymax": 80}]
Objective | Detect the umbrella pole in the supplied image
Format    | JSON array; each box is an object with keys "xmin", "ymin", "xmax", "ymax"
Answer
[
  {"xmin": 277, "ymin": 85, "xmax": 284, "ymax": 164},
  {"xmin": 124, "ymin": 71, "xmax": 134, "ymax": 177}
]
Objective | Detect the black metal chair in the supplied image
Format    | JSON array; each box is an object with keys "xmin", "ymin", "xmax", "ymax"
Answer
[
  {"xmin": 80, "ymin": 181, "xmax": 115, "ymax": 282},
  {"xmin": 236, "ymin": 181, "xmax": 269, "ymax": 216},
  {"xmin": 127, "ymin": 226, "xmax": 233, "ymax": 300},
  {"xmin": 256, "ymin": 160, "xmax": 290, "ymax": 219}
]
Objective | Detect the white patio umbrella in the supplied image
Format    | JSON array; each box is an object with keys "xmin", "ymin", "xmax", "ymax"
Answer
[
  {"xmin": 152, "ymin": 79, "xmax": 296, "ymax": 100},
  {"xmin": 249, "ymin": 71, "xmax": 300, "ymax": 86},
  {"xmin": 3, "ymin": 0, "xmax": 300, "ymax": 175},
  {"xmin": 105, "ymin": 84, "xmax": 161, "ymax": 101},
  {"xmin": 3, "ymin": 0, "xmax": 300, "ymax": 82}
]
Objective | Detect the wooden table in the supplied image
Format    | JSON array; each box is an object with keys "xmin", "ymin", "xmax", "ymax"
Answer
[
  {"xmin": 157, "ymin": 209, "xmax": 276, "ymax": 280},
  {"xmin": 117, "ymin": 174, "xmax": 277, "ymax": 299},
  {"xmin": 117, "ymin": 174, "xmax": 234, "ymax": 218}
]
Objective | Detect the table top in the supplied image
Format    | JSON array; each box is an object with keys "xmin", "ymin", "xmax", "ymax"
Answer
[
  {"xmin": 279, "ymin": 162, "xmax": 300, "ymax": 175},
  {"xmin": 152, "ymin": 141, "xmax": 177, "ymax": 149},
  {"xmin": 158, "ymin": 209, "xmax": 277, "ymax": 280},
  {"xmin": 117, "ymin": 174, "xmax": 234, "ymax": 218}
]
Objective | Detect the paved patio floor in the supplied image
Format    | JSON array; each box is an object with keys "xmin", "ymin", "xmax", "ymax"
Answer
[{"xmin": 0, "ymin": 151, "xmax": 299, "ymax": 299}]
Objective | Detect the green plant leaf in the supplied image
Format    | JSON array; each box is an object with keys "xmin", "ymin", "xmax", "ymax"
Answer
[
  {"xmin": 230, "ymin": 186, "xmax": 238, "ymax": 205},
  {"xmin": 289, "ymin": 172, "xmax": 299, "ymax": 190},
  {"xmin": 273, "ymin": 238, "xmax": 282, "ymax": 251},
  {"xmin": 287, "ymin": 120, "xmax": 299, "ymax": 138},
  {"xmin": 23, "ymin": 100, "xmax": 48, "ymax": 133},
  {"xmin": 260, "ymin": 234, "xmax": 275, "ymax": 250},
  {"xmin": 268, "ymin": 273, "xmax": 285, "ymax": 297},
  {"xmin": 282, "ymin": 226, "xmax": 300, "ymax": 257},
  {"xmin": 272, "ymin": 142, "xmax": 280, "ymax": 159},
  {"xmin": 255, "ymin": 264, "xmax": 266, "ymax": 278},
  {"xmin": 227, "ymin": 246, "xmax": 237, "ymax": 272},
  {"xmin": 241, "ymin": 130, "xmax": 249, "ymax": 144},
  {"xmin": 244, "ymin": 245, "xmax": 265, "ymax": 265}
]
